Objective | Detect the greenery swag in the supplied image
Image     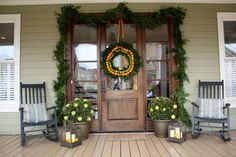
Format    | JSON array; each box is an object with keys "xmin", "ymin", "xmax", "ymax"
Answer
[
  {"xmin": 101, "ymin": 41, "xmax": 141, "ymax": 80},
  {"xmin": 53, "ymin": 3, "xmax": 192, "ymax": 127}
]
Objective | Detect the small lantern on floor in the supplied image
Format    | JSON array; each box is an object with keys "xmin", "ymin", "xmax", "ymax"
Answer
[
  {"xmin": 167, "ymin": 122, "xmax": 186, "ymax": 143},
  {"xmin": 61, "ymin": 125, "xmax": 82, "ymax": 148}
]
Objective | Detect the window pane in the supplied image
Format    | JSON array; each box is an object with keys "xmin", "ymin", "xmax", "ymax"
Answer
[
  {"xmin": 224, "ymin": 59, "xmax": 236, "ymax": 97},
  {"xmin": 224, "ymin": 21, "xmax": 236, "ymax": 57},
  {"xmin": 146, "ymin": 61, "xmax": 168, "ymax": 79},
  {"xmin": 75, "ymin": 62, "xmax": 97, "ymax": 81},
  {"xmin": 0, "ymin": 23, "xmax": 14, "ymax": 61},
  {"xmin": 74, "ymin": 82, "xmax": 97, "ymax": 99}
]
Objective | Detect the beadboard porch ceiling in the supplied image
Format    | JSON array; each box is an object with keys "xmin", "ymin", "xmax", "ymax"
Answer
[{"xmin": 0, "ymin": 0, "xmax": 236, "ymax": 6}]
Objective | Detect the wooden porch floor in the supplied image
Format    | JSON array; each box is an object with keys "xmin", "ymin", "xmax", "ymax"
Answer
[{"xmin": 0, "ymin": 131, "xmax": 236, "ymax": 157}]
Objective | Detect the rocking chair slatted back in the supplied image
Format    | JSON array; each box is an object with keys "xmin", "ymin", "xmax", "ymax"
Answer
[
  {"xmin": 20, "ymin": 82, "xmax": 47, "ymax": 105},
  {"xmin": 198, "ymin": 80, "xmax": 224, "ymax": 99}
]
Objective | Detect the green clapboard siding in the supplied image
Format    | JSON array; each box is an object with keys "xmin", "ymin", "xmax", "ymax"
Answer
[{"xmin": 0, "ymin": 3, "xmax": 236, "ymax": 134}]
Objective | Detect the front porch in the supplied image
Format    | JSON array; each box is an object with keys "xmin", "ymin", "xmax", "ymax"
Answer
[{"xmin": 1, "ymin": 131, "xmax": 236, "ymax": 157}]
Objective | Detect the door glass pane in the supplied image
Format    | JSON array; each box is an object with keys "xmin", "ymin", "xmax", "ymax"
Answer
[
  {"xmin": 75, "ymin": 44, "xmax": 97, "ymax": 61},
  {"xmin": 145, "ymin": 25, "xmax": 169, "ymax": 99},
  {"xmin": 75, "ymin": 62, "xmax": 97, "ymax": 81},
  {"xmin": 147, "ymin": 80, "xmax": 169, "ymax": 98},
  {"xmin": 0, "ymin": 23, "xmax": 14, "ymax": 61},
  {"xmin": 106, "ymin": 24, "xmax": 137, "ymax": 91},
  {"xmin": 146, "ymin": 42, "xmax": 168, "ymax": 60},
  {"xmin": 74, "ymin": 82, "xmax": 97, "ymax": 99},
  {"xmin": 73, "ymin": 24, "xmax": 98, "ymax": 115},
  {"xmin": 106, "ymin": 24, "xmax": 136, "ymax": 44},
  {"xmin": 146, "ymin": 61, "xmax": 168, "ymax": 79}
]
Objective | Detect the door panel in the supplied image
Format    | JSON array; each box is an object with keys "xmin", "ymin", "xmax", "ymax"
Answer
[{"xmin": 107, "ymin": 98, "xmax": 137, "ymax": 120}]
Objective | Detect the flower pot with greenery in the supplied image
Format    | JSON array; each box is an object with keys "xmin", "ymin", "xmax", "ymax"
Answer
[
  {"xmin": 63, "ymin": 97, "xmax": 94, "ymax": 141},
  {"xmin": 148, "ymin": 97, "xmax": 177, "ymax": 138}
]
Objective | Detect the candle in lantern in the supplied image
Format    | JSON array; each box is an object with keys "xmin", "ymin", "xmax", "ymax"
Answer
[
  {"xmin": 66, "ymin": 132, "xmax": 71, "ymax": 142},
  {"xmin": 175, "ymin": 127, "xmax": 181, "ymax": 139},
  {"xmin": 71, "ymin": 134, "xmax": 76, "ymax": 143},
  {"xmin": 170, "ymin": 129, "xmax": 175, "ymax": 138}
]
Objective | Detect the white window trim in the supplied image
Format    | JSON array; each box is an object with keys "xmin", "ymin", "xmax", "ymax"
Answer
[
  {"xmin": 217, "ymin": 12, "xmax": 236, "ymax": 108},
  {"xmin": 0, "ymin": 14, "xmax": 21, "ymax": 112}
]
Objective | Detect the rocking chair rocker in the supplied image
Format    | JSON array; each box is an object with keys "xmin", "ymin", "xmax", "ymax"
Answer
[{"xmin": 191, "ymin": 80, "xmax": 231, "ymax": 141}]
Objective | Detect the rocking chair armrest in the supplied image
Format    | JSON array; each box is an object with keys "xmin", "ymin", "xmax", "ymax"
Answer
[
  {"xmin": 47, "ymin": 106, "xmax": 57, "ymax": 110},
  {"xmin": 191, "ymin": 102, "xmax": 199, "ymax": 108},
  {"xmin": 19, "ymin": 107, "xmax": 24, "ymax": 111},
  {"xmin": 223, "ymin": 103, "xmax": 230, "ymax": 109}
]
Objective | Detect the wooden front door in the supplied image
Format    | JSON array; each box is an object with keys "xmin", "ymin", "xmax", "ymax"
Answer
[
  {"xmin": 67, "ymin": 18, "xmax": 174, "ymax": 132},
  {"xmin": 101, "ymin": 24, "xmax": 145, "ymax": 131}
]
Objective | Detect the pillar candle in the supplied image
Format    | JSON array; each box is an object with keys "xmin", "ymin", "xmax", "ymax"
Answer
[{"xmin": 170, "ymin": 130, "xmax": 175, "ymax": 138}]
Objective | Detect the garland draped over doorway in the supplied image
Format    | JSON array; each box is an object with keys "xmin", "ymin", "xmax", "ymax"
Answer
[{"xmin": 53, "ymin": 3, "xmax": 191, "ymax": 127}]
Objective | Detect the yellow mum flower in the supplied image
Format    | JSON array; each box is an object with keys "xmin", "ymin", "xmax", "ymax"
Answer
[
  {"xmin": 64, "ymin": 116, "xmax": 68, "ymax": 120},
  {"xmin": 155, "ymin": 106, "xmax": 159, "ymax": 110},
  {"xmin": 173, "ymin": 104, "xmax": 177, "ymax": 109},
  {"xmin": 171, "ymin": 115, "xmax": 176, "ymax": 119},
  {"xmin": 77, "ymin": 117, "xmax": 82, "ymax": 122}
]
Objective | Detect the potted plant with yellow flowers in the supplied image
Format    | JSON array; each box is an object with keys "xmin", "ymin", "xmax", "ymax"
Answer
[
  {"xmin": 63, "ymin": 97, "xmax": 94, "ymax": 141},
  {"xmin": 148, "ymin": 96, "xmax": 177, "ymax": 138}
]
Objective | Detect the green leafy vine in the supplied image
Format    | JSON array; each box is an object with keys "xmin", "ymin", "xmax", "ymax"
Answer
[{"xmin": 54, "ymin": 3, "xmax": 191, "ymax": 127}]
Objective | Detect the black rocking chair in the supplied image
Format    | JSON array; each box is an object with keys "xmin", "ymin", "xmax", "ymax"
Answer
[
  {"xmin": 191, "ymin": 80, "xmax": 231, "ymax": 141},
  {"xmin": 19, "ymin": 82, "xmax": 58, "ymax": 146}
]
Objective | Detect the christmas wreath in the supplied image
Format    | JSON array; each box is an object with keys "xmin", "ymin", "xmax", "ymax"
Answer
[{"xmin": 101, "ymin": 41, "xmax": 141, "ymax": 80}]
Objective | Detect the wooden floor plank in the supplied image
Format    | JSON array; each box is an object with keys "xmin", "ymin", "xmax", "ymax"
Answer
[
  {"xmin": 145, "ymin": 135, "xmax": 161, "ymax": 157},
  {"xmin": 180, "ymin": 139, "xmax": 202, "ymax": 157},
  {"xmin": 0, "ymin": 135, "xmax": 19, "ymax": 150},
  {"xmin": 101, "ymin": 137, "xmax": 113, "ymax": 157},
  {"xmin": 149, "ymin": 134, "xmax": 171, "ymax": 157},
  {"xmin": 192, "ymin": 136, "xmax": 222, "ymax": 157},
  {"xmin": 129, "ymin": 141, "xmax": 141, "ymax": 157},
  {"xmin": 82, "ymin": 135, "xmax": 100, "ymax": 157},
  {"xmin": 5, "ymin": 137, "xmax": 39, "ymax": 157},
  {"xmin": 34, "ymin": 140, "xmax": 60, "ymax": 157},
  {"xmin": 137, "ymin": 141, "xmax": 150, "ymax": 157},
  {"xmin": 121, "ymin": 141, "xmax": 131, "ymax": 157},
  {"xmin": 91, "ymin": 135, "xmax": 106, "ymax": 157},
  {"xmin": 0, "ymin": 132, "xmax": 236, "ymax": 157},
  {"xmin": 203, "ymin": 135, "xmax": 236, "ymax": 157},
  {"xmin": 0, "ymin": 136, "xmax": 21, "ymax": 157},
  {"xmin": 44, "ymin": 142, "xmax": 64, "ymax": 157},
  {"xmin": 158, "ymin": 137, "xmax": 181, "ymax": 157},
  {"xmin": 111, "ymin": 141, "xmax": 121, "ymax": 157},
  {"xmin": 72, "ymin": 135, "xmax": 93, "ymax": 157},
  {"xmin": 169, "ymin": 142, "xmax": 190, "ymax": 157},
  {"xmin": 14, "ymin": 137, "xmax": 46, "ymax": 157}
]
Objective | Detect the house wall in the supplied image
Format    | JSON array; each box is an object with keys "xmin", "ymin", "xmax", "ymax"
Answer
[{"xmin": 0, "ymin": 3, "xmax": 236, "ymax": 134}]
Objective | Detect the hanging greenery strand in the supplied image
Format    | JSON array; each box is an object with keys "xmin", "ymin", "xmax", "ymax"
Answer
[{"xmin": 54, "ymin": 2, "xmax": 191, "ymax": 127}]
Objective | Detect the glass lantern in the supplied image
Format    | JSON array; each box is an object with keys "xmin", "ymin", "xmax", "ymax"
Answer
[
  {"xmin": 167, "ymin": 122, "xmax": 186, "ymax": 143},
  {"xmin": 61, "ymin": 125, "xmax": 82, "ymax": 148}
]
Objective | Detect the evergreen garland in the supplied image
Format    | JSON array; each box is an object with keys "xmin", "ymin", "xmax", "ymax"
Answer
[{"xmin": 54, "ymin": 2, "xmax": 191, "ymax": 127}]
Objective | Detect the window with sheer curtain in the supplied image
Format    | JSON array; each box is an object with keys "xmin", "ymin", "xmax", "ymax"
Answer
[{"xmin": 0, "ymin": 15, "xmax": 20, "ymax": 112}]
